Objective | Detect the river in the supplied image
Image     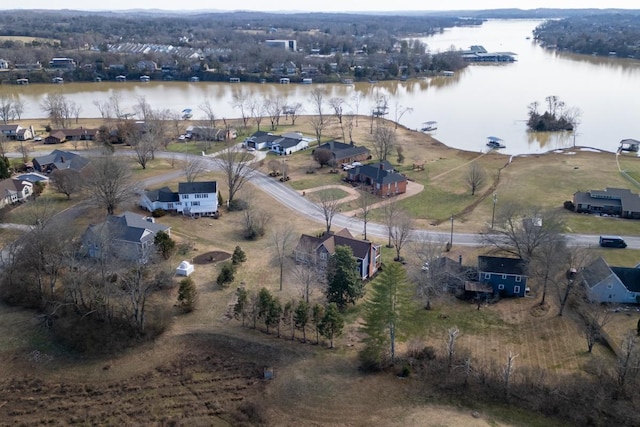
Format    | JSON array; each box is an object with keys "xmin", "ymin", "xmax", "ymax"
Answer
[{"xmin": 2, "ymin": 19, "xmax": 640, "ymax": 155}]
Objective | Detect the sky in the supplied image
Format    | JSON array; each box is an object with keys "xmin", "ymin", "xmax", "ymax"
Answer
[{"xmin": 2, "ymin": 0, "xmax": 640, "ymax": 12}]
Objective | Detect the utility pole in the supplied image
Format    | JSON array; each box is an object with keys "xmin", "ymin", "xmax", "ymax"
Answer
[{"xmin": 449, "ymin": 215, "xmax": 454, "ymax": 247}]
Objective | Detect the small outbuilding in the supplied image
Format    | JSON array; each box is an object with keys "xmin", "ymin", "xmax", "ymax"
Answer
[{"xmin": 176, "ymin": 260, "xmax": 195, "ymax": 276}]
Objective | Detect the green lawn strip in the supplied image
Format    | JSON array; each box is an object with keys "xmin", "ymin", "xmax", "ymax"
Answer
[{"xmin": 288, "ymin": 171, "xmax": 344, "ymax": 190}]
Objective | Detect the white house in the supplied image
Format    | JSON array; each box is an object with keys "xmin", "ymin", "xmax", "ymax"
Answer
[
  {"xmin": 0, "ymin": 124, "xmax": 33, "ymax": 141},
  {"xmin": 583, "ymin": 256, "xmax": 640, "ymax": 304},
  {"xmin": 140, "ymin": 181, "xmax": 218, "ymax": 217},
  {"xmin": 269, "ymin": 132, "xmax": 313, "ymax": 155},
  {"xmin": 0, "ymin": 178, "xmax": 33, "ymax": 208},
  {"xmin": 0, "ymin": 59, "xmax": 9, "ymax": 69}
]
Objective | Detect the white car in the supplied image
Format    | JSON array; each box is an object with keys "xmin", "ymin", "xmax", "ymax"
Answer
[
  {"xmin": 178, "ymin": 134, "xmax": 186, "ymax": 141},
  {"xmin": 34, "ymin": 136, "xmax": 42, "ymax": 142},
  {"xmin": 351, "ymin": 161, "xmax": 362, "ymax": 167},
  {"xmin": 246, "ymin": 147, "xmax": 256, "ymax": 152}
]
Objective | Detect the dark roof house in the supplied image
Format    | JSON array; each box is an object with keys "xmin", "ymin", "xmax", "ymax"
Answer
[
  {"xmin": 32, "ymin": 150, "xmax": 90, "ymax": 173},
  {"xmin": 315, "ymin": 141, "xmax": 371, "ymax": 164}
]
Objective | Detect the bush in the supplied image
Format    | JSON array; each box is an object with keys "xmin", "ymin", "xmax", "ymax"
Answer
[
  {"xmin": 152, "ymin": 208, "xmax": 167, "ymax": 217},
  {"xmin": 228, "ymin": 199, "xmax": 249, "ymax": 212},
  {"xmin": 563, "ymin": 200, "xmax": 575, "ymax": 211},
  {"xmin": 217, "ymin": 262, "xmax": 235, "ymax": 287}
]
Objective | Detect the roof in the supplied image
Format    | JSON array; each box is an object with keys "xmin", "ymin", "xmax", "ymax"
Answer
[
  {"xmin": 178, "ymin": 181, "xmax": 217, "ymax": 194},
  {"xmin": 16, "ymin": 172, "xmax": 49, "ymax": 183},
  {"xmin": 0, "ymin": 179, "xmax": 30, "ymax": 197},
  {"xmin": 574, "ymin": 187, "xmax": 640, "ymax": 214},
  {"xmin": 610, "ymin": 267, "xmax": 640, "ymax": 293},
  {"xmin": 145, "ymin": 186, "xmax": 179, "ymax": 203},
  {"xmin": 582, "ymin": 257, "xmax": 614, "ymax": 289},
  {"xmin": 317, "ymin": 141, "xmax": 371, "ymax": 161},
  {"xmin": 51, "ymin": 128, "xmax": 98, "ymax": 138},
  {"xmin": 478, "ymin": 256, "xmax": 526, "ymax": 276},
  {"xmin": 296, "ymin": 228, "xmax": 374, "ymax": 260},
  {"xmin": 351, "ymin": 163, "xmax": 406, "ymax": 185},
  {"xmin": 32, "ymin": 150, "xmax": 90, "ymax": 172},
  {"xmin": 0, "ymin": 124, "xmax": 19, "ymax": 132},
  {"xmin": 89, "ymin": 211, "xmax": 169, "ymax": 245}
]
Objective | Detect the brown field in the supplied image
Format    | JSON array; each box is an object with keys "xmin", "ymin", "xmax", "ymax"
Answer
[{"xmin": 0, "ymin": 114, "xmax": 637, "ymax": 425}]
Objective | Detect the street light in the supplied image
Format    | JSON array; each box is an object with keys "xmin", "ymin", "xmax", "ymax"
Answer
[{"xmin": 491, "ymin": 193, "xmax": 498, "ymax": 229}]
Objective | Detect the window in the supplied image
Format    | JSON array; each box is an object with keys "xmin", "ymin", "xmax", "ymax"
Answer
[
  {"xmin": 484, "ymin": 273, "xmax": 490, "ymax": 280},
  {"xmin": 192, "ymin": 201, "xmax": 200, "ymax": 206},
  {"xmin": 502, "ymin": 274, "xmax": 507, "ymax": 280},
  {"xmin": 320, "ymin": 252, "xmax": 327, "ymax": 260},
  {"xmin": 514, "ymin": 286, "xmax": 521, "ymax": 294},
  {"xmin": 515, "ymin": 276, "xmax": 522, "ymax": 282},
  {"xmin": 498, "ymin": 284, "xmax": 505, "ymax": 290},
  {"xmin": 607, "ymin": 284, "xmax": 613, "ymax": 289},
  {"xmin": 183, "ymin": 194, "xmax": 189, "ymax": 199}
]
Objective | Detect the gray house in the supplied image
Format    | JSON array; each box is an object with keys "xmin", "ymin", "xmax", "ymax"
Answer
[
  {"xmin": 82, "ymin": 211, "xmax": 170, "ymax": 263},
  {"xmin": 573, "ymin": 187, "xmax": 640, "ymax": 219},
  {"xmin": 583, "ymin": 256, "xmax": 640, "ymax": 304}
]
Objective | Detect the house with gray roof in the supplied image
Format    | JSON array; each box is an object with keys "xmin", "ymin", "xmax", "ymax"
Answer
[
  {"xmin": 573, "ymin": 187, "xmax": 640, "ymax": 219},
  {"xmin": 140, "ymin": 181, "xmax": 218, "ymax": 217},
  {"xmin": 294, "ymin": 228, "xmax": 381, "ymax": 280},
  {"xmin": 81, "ymin": 211, "xmax": 170, "ymax": 263},
  {"xmin": 314, "ymin": 140, "xmax": 371, "ymax": 165},
  {"xmin": 31, "ymin": 150, "xmax": 90, "ymax": 174},
  {"xmin": 583, "ymin": 256, "xmax": 640, "ymax": 304},
  {"xmin": 0, "ymin": 178, "xmax": 33, "ymax": 208}
]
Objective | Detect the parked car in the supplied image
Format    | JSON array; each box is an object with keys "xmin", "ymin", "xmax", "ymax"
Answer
[
  {"xmin": 247, "ymin": 147, "xmax": 256, "ymax": 152},
  {"xmin": 178, "ymin": 135, "xmax": 186, "ymax": 141},
  {"xmin": 34, "ymin": 136, "xmax": 42, "ymax": 142}
]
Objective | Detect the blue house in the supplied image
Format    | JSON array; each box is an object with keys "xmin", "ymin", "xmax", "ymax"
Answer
[
  {"xmin": 478, "ymin": 256, "xmax": 527, "ymax": 297},
  {"xmin": 582, "ymin": 256, "xmax": 640, "ymax": 304}
]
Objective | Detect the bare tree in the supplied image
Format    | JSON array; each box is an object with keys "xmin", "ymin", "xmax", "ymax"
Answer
[
  {"xmin": 358, "ymin": 189, "xmax": 375, "ymax": 240},
  {"xmin": 350, "ymin": 92, "xmax": 362, "ymax": 127},
  {"xmin": 249, "ymin": 98, "xmax": 265, "ymax": 131},
  {"xmin": 50, "ymin": 169, "xmax": 82, "ymax": 199},
  {"xmin": 481, "ymin": 203, "xmax": 566, "ymax": 264},
  {"xmin": 617, "ymin": 333, "xmax": 640, "ymax": 391},
  {"xmin": 271, "ymin": 225, "xmax": 296, "ymax": 291},
  {"xmin": 291, "ymin": 261, "xmax": 324, "ymax": 303},
  {"xmin": 503, "ymin": 351, "xmax": 517, "ymax": 399},
  {"xmin": 530, "ymin": 238, "xmax": 566, "ymax": 306},
  {"xmin": 390, "ymin": 209, "xmax": 414, "ymax": 261},
  {"xmin": 118, "ymin": 262, "xmax": 158, "ymax": 333},
  {"xmin": 108, "ymin": 93, "xmax": 124, "ymax": 120},
  {"xmin": 93, "ymin": 99, "xmax": 112, "ymax": 120},
  {"xmin": 264, "ymin": 96, "xmax": 284, "ymax": 131},
  {"xmin": 213, "ymin": 143, "xmax": 256, "ymax": 207},
  {"xmin": 231, "ymin": 89, "xmax": 252, "ymax": 133},
  {"xmin": 284, "ymin": 102, "xmax": 303, "ymax": 125},
  {"xmin": 410, "ymin": 234, "xmax": 449, "ymax": 309},
  {"xmin": 18, "ymin": 140, "xmax": 30, "ymax": 163},
  {"xmin": 466, "ymin": 161, "xmax": 486, "ymax": 196},
  {"xmin": 309, "ymin": 114, "xmax": 328, "ymax": 148},
  {"xmin": 382, "ymin": 197, "xmax": 400, "ymax": 248},
  {"xmin": 0, "ymin": 94, "xmax": 15, "ymax": 124},
  {"xmin": 40, "ymin": 93, "xmax": 75, "ymax": 128},
  {"xmin": 372, "ymin": 124, "xmax": 396, "ymax": 161},
  {"xmin": 329, "ymin": 97, "xmax": 346, "ymax": 141},
  {"xmin": 184, "ymin": 156, "xmax": 207, "ymax": 182},
  {"xmin": 344, "ymin": 113, "xmax": 355, "ymax": 143},
  {"xmin": 199, "ymin": 99, "xmax": 217, "ymax": 129},
  {"xmin": 446, "ymin": 326, "xmax": 460, "ymax": 371},
  {"xmin": 130, "ymin": 132, "xmax": 155, "ymax": 169},
  {"xmin": 308, "ymin": 88, "xmax": 326, "ymax": 125},
  {"xmin": 12, "ymin": 96, "xmax": 24, "ymax": 121},
  {"xmin": 555, "ymin": 246, "xmax": 595, "ymax": 316},
  {"xmin": 317, "ymin": 190, "xmax": 341, "ymax": 233},
  {"xmin": 84, "ymin": 155, "xmax": 140, "ymax": 215},
  {"xmin": 576, "ymin": 298, "xmax": 611, "ymax": 353},
  {"xmin": 393, "ymin": 102, "xmax": 413, "ymax": 130},
  {"xmin": 241, "ymin": 203, "xmax": 272, "ymax": 240}
]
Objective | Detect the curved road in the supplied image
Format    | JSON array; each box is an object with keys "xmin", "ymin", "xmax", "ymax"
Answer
[{"xmin": 8, "ymin": 149, "xmax": 639, "ymax": 250}]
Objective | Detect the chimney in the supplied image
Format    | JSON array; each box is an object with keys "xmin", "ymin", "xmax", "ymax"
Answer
[
  {"xmin": 458, "ymin": 255, "xmax": 462, "ymax": 265},
  {"xmin": 60, "ymin": 156, "xmax": 64, "ymax": 163}
]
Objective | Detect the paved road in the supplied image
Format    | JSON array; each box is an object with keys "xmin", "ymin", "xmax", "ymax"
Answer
[{"xmin": 9, "ymin": 149, "xmax": 639, "ymax": 250}]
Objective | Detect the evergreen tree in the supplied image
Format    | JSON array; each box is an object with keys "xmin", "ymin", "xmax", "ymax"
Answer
[
  {"xmin": 361, "ymin": 262, "xmax": 417, "ymax": 366},
  {"xmin": 0, "ymin": 156, "xmax": 10, "ymax": 179},
  {"xmin": 319, "ymin": 302, "xmax": 344, "ymax": 349},
  {"xmin": 177, "ymin": 277, "xmax": 198, "ymax": 312},
  {"xmin": 216, "ymin": 262, "xmax": 235, "ymax": 287},
  {"xmin": 312, "ymin": 303, "xmax": 325, "ymax": 345},
  {"xmin": 294, "ymin": 300, "xmax": 310, "ymax": 343},
  {"xmin": 267, "ymin": 297, "xmax": 283, "ymax": 337},
  {"xmin": 257, "ymin": 287, "xmax": 273, "ymax": 331},
  {"xmin": 232, "ymin": 245, "xmax": 247, "ymax": 265},
  {"xmin": 234, "ymin": 287, "xmax": 249, "ymax": 326},
  {"xmin": 154, "ymin": 230, "xmax": 176, "ymax": 259},
  {"xmin": 325, "ymin": 245, "xmax": 364, "ymax": 309}
]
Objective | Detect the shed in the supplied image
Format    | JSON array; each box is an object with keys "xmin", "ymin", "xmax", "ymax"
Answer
[{"xmin": 176, "ymin": 260, "xmax": 195, "ymax": 276}]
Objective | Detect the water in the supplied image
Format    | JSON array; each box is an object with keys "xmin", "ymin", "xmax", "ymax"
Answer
[{"xmin": 2, "ymin": 19, "xmax": 640, "ymax": 155}]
